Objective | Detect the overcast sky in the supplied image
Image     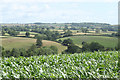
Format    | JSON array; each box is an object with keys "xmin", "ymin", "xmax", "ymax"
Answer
[{"xmin": 0, "ymin": 0, "xmax": 119, "ymax": 24}]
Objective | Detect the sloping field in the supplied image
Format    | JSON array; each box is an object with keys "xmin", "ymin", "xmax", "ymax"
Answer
[
  {"xmin": 42, "ymin": 40, "xmax": 67, "ymax": 53},
  {"xmin": 60, "ymin": 36, "xmax": 118, "ymax": 48},
  {"xmin": 1, "ymin": 37, "xmax": 36, "ymax": 50},
  {"xmin": 1, "ymin": 37, "xmax": 66, "ymax": 53}
]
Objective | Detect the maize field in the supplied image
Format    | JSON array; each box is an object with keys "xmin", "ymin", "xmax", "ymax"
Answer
[{"xmin": 0, "ymin": 51, "xmax": 118, "ymax": 78}]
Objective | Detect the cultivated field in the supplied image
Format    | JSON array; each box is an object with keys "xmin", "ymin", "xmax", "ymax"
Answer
[
  {"xmin": 60, "ymin": 36, "xmax": 118, "ymax": 48},
  {"xmin": 1, "ymin": 51, "xmax": 118, "ymax": 78},
  {"xmin": 1, "ymin": 37, "xmax": 66, "ymax": 53}
]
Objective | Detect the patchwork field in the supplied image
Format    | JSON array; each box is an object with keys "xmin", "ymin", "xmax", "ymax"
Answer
[
  {"xmin": 1, "ymin": 37, "xmax": 67, "ymax": 53},
  {"xmin": 72, "ymin": 31, "xmax": 117, "ymax": 35},
  {"xmin": 2, "ymin": 31, "xmax": 39, "ymax": 37},
  {"xmin": 60, "ymin": 36, "xmax": 118, "ymax": 48},
  {"xmin": 17, "ymin": 32, "xmax": 39, "ymax": 37}
]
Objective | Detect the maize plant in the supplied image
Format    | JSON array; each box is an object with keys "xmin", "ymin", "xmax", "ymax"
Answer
[{"xmin": 0, "ymin": 51, "xmax": 118, "ymax": 79}]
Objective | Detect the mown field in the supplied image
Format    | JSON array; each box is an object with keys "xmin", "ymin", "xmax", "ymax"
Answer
[
  {"xmin": 1, "ymin": 37, "xmax": 66, "ymax": 53},
  {"xmin": 60, "ymin": 36, "xmax": 118, "ymax": 48},
  {"xmin": 0, "ymin": 51, "xmax": 118, "ymax": 78}
]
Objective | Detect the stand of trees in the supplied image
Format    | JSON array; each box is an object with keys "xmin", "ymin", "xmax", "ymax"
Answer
[
  {"xmin": 32, "ymin": 29, "xmax": 61, "ymax": 41},
  {"xmin": 2, "ymin": 25, "xmax": 61, "ymax": 41},
  {"xmin": 2, "ymin": 30, "xmax": 5, "ymax": 36},
  {"xmin": 8, "ymin": 30, "xmax": 20, "ymax": 36},
  {"xmin": 81, "ymin": 28, "xmax": 89, "ymax": 33},
  {"xmin": 111, "ymin": 32, "xmax": 120, "ymax": 37},
  {"xmin": 62, "ymin": 39, "xmax": 82, "ymax": 54},
  {"xmin": 25, "ymin": 31, "xmax": 30, "ymax": 37},
  {"xmin": 66, "ymin": 44, "xmax": 81, "ymax": 54},
  {"xmin": 1, "ymin": 45, "xmax": 58, "ymax": 57},
  {"xmin": 63, "ymin": 30, "xmax": 72, "ymax": 37},
  {"xmin": 62, "ymin": 38, "xmax": 73, "ymax": 46},
  {"xmin": 36, "ymin": 37, "xmax": 42, "ymax": 47},
  {"xmin": 82, "ymin": 42, "xmax": 104, "ymax": 52}
]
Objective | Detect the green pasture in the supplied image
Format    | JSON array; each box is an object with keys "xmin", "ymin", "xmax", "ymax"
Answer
[{"xmin": 59, "ymin": 36, "xmax": 118, "ymax": 48}]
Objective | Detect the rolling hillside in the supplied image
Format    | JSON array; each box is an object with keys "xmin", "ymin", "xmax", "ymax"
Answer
[{"xmin": 1, "ymin": 37, "xmax": 67, "ymax": 53}]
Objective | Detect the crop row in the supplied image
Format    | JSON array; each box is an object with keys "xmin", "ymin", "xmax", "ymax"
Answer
[{"xmin": 0, "ymin": 51, "xmax": 118, "ymax": 78}]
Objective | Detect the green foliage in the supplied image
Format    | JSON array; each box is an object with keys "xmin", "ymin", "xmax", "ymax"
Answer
[
  {"xmin": 28, "ymin": 44, "xmax": 37, "ymax": 51},
  {"xmin": 35, "ymin": 34, "xmax": 47, "ymax": 40},
  {"xmin": 63, "ymin": 28, "xmax": 67, "ymax": 32},
  {"xmin": 32, "ymin": 29, "xmax": 60, "ymax": 41},
  {"xmin": 25, "ymin": 31, "xmax": 30, "ymax": 37},
  {"xmin": 57, "ymin": 39, "xmax": 62, "ymax": 43},
  {"xmin": 101, "ymin": 28, "xmax": 107, "ymax": 32},
  {"xmin": 0, "ymin": 46, "xmax": 4, "ymax": 56},
  {"xmin": 36, "ymin": 37, "xmax": 42, "ymax": 47},
  {"xmin": 49, "ymin": 46, "xmax": 58, "ymax": 54},
  {"xmin": 82, "ymin": 42, "xmax": 104, "ymax": 52},
  {"xmin": 39, "ymin": 47, "xmax": 55, "ymax": 55},
  {"xmin": 82, "ymin": 42, "xmax": 90, "ymax": 51},
  {"xmin": 66, "ymin": 44, "xmax": 82, "ymax": 54},
  {"xmin": 2, "ymin": 25, "xmax": 61, "ymax": 41},
  {"xmin": 62, "ymin": 38, "xmax": 73, "ymax": 46},
  {"xmin": 2, "ymin": 45, "xmax": 59, "ymax": 57},
  {"xmin": 81, "ymin": 28, "xmax": 89, "ymax": 33},
  {"xmin": 2, "ymin": 30, "xmax": 5, "ymax": 36},
  {"xmin": 65, "ymin": 25, "xmax": 68, "ymax": 29},
  {"xmin": 8, "ymin": 30, "xmax": 19, "ymax": 36},
  {"xmin": 95, "ymin": 28, "xmax": 101, "ymax": 33},
  {"xmin": 64, "ymin": 30, "xmax": 72, "ymax": 37},
  {"xmin": 1, "ymin": 51, "xmax": 118, "ymax": 78},
  {"xmin": 63, "ymin": 25, "xmax": 68, "ymax": 32},
  {"xmin": 111, "ymin": 32, "xmax": 120, "ymax": 37},
  {"xmin": 89, "ymin": 42, "xmax": 104, "ymax": 52},
  {"xmin": 19, "ymin": 48, "xmax": 26, "ymax": 56},
  {"xmin": 2, "ymin": 48, "xmax": 21, "ymax": 57},
  {"xmin": 0, "ymin": 46, "xmax": 4, "ymax": 51}
]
